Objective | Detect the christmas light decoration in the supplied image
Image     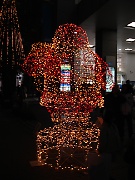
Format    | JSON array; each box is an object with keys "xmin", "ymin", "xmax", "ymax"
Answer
[
  {"xmin": 0, "ymin": 0, "xmax": 25, "ymax": 99},
  {"xmin": 0, "ymin": 0, "xmax": 25, "ymax": 70},
  {"xmin": 22, "ymin": 23, "xmax": 113, "ymax": 171}
]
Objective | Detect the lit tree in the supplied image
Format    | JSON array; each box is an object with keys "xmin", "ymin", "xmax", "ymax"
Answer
[{"xmin": 0, "ymin": 0, "xmax": 25, "ymax": 102}]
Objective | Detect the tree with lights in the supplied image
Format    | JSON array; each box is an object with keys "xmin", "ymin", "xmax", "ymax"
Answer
[{"xmin": 0, "ymin": 0, "xmax": 25, "ymax": 103}]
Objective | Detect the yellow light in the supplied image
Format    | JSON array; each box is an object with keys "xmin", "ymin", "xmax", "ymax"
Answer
[{"xmin": 37, "ymin": 120, "xmax": 100, "ymax": 171}]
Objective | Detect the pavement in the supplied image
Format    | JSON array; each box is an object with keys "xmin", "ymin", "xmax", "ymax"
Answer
[{"xmin": 0, "ymin": 100, "xmax": 135, "ymax": 180}]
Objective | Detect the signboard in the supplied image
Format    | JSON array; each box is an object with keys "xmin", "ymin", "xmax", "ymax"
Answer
[
  {"xmin": 106, "ymin": 67, "xmax": 115, "ymax": 92},
  {"xmin": 60, "ymin": 64, "xmax": 71, "ymax": 92}
]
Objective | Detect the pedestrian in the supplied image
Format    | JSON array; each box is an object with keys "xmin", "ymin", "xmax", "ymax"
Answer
[
  {"xmin": 104, "ymin": 84, "xmax": 126, "ymax": 143},
  {"xmin": 121, "ymin": 83, "xmax": 134, "ymax": 144},
  {"xmin": 88, "ymin": 108, "xmax": 122, "ymax": 180}
]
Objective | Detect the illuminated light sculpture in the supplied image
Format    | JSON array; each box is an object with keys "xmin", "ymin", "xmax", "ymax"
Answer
[{"xmin": 22, "ymin": 23, "xmax": 113, "ymax": 171}]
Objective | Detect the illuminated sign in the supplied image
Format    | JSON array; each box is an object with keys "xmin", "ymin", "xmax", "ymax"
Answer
[
  {"xmin": 60, "ymin": 64, "xmax": 71, "ymax": 91},
  {"xmin": 106, "ymin": 67, "xmax": 115, "ymax": 92}
]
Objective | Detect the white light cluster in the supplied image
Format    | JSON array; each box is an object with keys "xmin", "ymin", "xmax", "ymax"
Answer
[{"xmin": 37, "ymin": 116, "xmax": 100, "ymax": 171}]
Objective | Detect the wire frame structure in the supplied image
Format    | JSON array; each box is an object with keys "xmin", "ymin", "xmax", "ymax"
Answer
[{"xmin": 37, "ymin": 120, "xmax": 100, "ymax": 170}]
